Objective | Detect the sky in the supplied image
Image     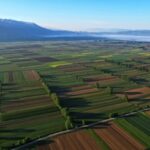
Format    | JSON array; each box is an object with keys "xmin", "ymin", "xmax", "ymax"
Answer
[{"xmin": 0, "ymin": 0, "xmax": 150, "ymax": 31}]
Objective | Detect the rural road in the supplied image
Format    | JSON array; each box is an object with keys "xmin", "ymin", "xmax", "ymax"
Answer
[{"xmin": 12, "ymin": 107, "xmax": 150, "ymax": 150}]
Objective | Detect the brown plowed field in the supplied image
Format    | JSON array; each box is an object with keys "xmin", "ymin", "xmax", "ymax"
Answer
[
  {"xmin": 37, "ymin": 130, "xmax": 102, "ymax": 150},
  {"xmin": 23, "ymin": 70, "xmax": 40, "ymax": 81},
  {"xmin": 125, "ymin": 87, "xmax": 150, "ymax": 100},
  {"xmin": 94, "ymin": 123, "xmax": 145, "ymax": 150}
]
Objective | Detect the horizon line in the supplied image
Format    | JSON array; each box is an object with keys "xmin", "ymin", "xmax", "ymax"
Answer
[{"xmin": 1, "ymin": 18, "xmax": 150, "ymax": 32}]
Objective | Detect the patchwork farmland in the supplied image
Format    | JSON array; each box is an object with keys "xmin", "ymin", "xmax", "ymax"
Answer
[{"xmin": 0, "ymin": 40, "xmax": 149, "ymax": 149}]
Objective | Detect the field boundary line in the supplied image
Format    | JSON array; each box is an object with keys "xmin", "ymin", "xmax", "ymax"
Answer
[{"xmin": 12, "ymin": 107, "xmax": 150, "ymax": 150}]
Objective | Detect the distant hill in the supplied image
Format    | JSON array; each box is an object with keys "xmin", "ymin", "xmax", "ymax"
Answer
[
  {"xmin": 1, "ymin": 19, "xmax": 150, "ymax": 41},
  {"xmin": 0, "ymin": 19, "xmax": 83, "ymax": 41}
]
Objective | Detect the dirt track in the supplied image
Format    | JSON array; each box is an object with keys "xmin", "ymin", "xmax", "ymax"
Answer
[
  {"xmin": 38, "ymin": 130, "xmax": 101, "ymax": 150},
  {"xmin": 13, "ymin": 108, "xmax": 150, "ymax": 150}
]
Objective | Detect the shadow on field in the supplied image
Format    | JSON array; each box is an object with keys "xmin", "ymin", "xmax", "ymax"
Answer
[
  {"xmin": 0, "ymin": 128, "xmax": 35, "ymax": 133},
  {"xmin": 36, "ymin": 139, "xmax": 54, "ymax": 145},
  {"xmin": 136, "ymin": 98, "xmax": 150, "ymax": 103},
  {"xmin": 72, "ymin": 112, "xmax": 107, "ymax": 124},
  {"xmin": 72, "ymin": 112, "xmax": 106, "ymax": 119},
  {"xmin": 50, "ymin": 85, "xmax": 70, "ymax": 93},
  {"xmin": 2, "ymin": 83, "xmax": 18, "ymax": 90},
  {"xmin": 91, "ymin": 122, "xmax": 111, "ymax": 129},
  {"xmin": 130, "ymin": 78, "xmax": 148, "ymax": 84},
  {"xmin": 120, "ymin": 113, "xmax": 137, "ymax": 119},
  {"xmin": 2, "ymin": 83, "xmax": 17, "ymax": 86},
  {"xmin": 26, "ymin": 139, "xmax": 54, "ymax": 149},
  {"xmin": 41, "ymin": 74, "xmax": 56, "ymax": 79},
  {"xmin": 61, "ymin": 97, "xmax": 91, "ymax": 108},
  {"xmin": 0, "ymin": 136, "xmax": 24, "ymax": 140}
]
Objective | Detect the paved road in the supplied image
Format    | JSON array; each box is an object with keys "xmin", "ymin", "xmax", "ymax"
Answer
[{"xmin": 12, "ymin": 107, "xmax": 150, "ymax": 150}]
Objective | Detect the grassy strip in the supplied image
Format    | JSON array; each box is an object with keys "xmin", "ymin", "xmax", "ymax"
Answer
[
  {"xmin": 115, "ymin": 118, "xmax": 150, "ymax": 148},
  {"xmin": 86, "ymin": 129, "xmax": 110, "ymax": 150},
  {"xmin": 125, "ymin": 113, "xmax": 150, "ymax": 135}
]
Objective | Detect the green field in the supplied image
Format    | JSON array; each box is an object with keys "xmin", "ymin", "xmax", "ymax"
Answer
[
  {"xmin": 0, "ymin": 40, "xmax": 149, "ymax": 149},
  {"xmin": 115, "ymin": 113, "xmax": 150, "ymax": 147}
]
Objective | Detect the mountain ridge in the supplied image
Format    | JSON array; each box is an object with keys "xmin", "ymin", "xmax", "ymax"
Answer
[
  {"xmin": 0, "ymin": 19, "xmax": 150, "ymax": 41},
  {"xmin": 0, "ymin": 19, "xmax": 81, "ymax": 41}
]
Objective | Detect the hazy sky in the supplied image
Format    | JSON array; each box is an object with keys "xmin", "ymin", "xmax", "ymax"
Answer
[{"xmin": 0, "ymin": 0, "xmax": 150, "ymax": 31}]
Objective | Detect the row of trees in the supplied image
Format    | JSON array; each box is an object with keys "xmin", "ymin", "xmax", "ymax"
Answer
[
  {"xmin": 50, "ymin": 93, "xmax": 73, "ymax": 130},
  {"xmin": 105, "ymin": 58, "xmax": 149, "ymax": 75},
  {"xmin": 5, "ymin": 137, "xmax": 32, "ymax": 150},
  {"xmin": 39, "ymin": 76, "xmax": 74, "ymax": 130},
  {"xmin": 9, "ymin": 137, "xmax": 31, "ymax": 149},
  {"xmin": 96, "ymin": 82, "xmax": 113, "ymax": 95}
]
